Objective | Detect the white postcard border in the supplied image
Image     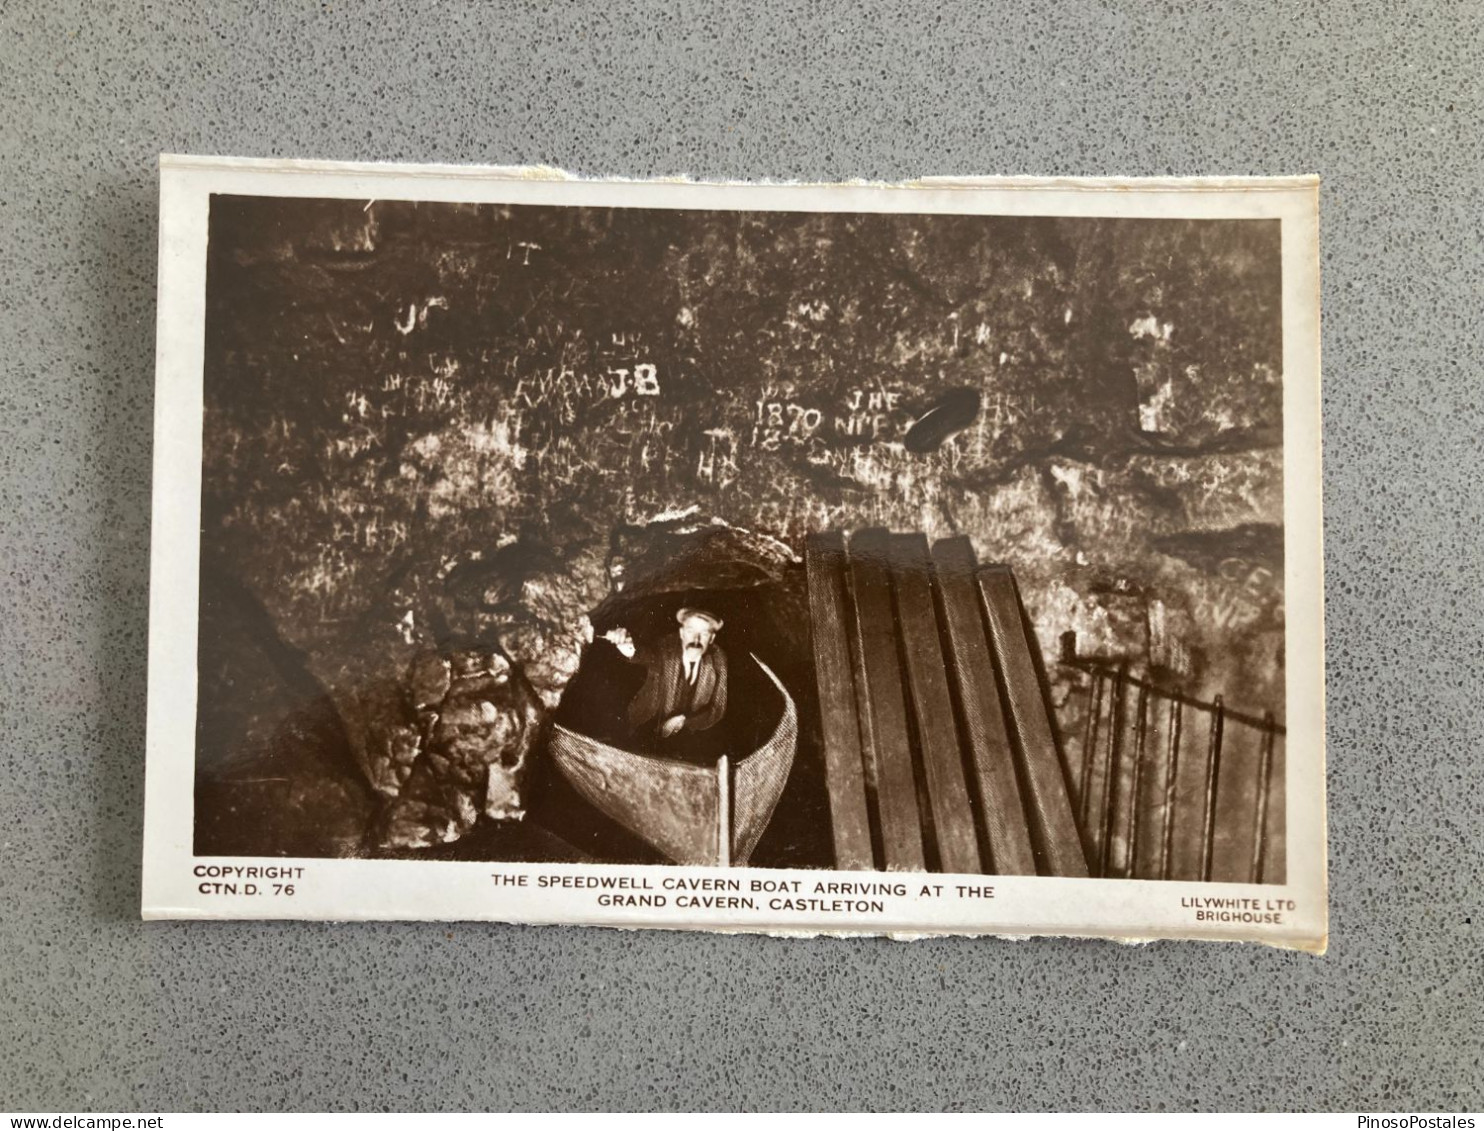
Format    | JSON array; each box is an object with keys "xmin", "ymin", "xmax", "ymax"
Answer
[{"xmin": 142, "ymin": 157, "xmax": 1326, "ymax": 951}]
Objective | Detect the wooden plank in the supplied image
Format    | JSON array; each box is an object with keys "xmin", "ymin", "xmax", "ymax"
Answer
[
  {"xmin": 930, "ymin": 538, "xmax": 1036, "ymax": 875},
  {"xmin": 1208, "ymin": 718, "xmax": 1265, "ymax": 883},
  {"xmin": 803, "ymin": 533, "xmax": 875, "ymax": 870},
  {"xmin": 975, "ymin": 566, "xmax": 1089, "ymax": 877},
  {"xmin": 845, "ymin": 529, "xmax": 926, "ymax": 872},
  {"xmin": 888, "ymin": 534, "xmax": 982, "ymax": 875}
]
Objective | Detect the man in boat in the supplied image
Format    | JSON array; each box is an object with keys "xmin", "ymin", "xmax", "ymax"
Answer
[{"xmin": 603, "ymin": 607, "xmax": 728, "ymax": 761}]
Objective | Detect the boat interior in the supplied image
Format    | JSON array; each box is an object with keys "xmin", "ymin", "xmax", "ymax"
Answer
[{"xmin": 554, "ymin": 586, "xmax": 789, "ymax": 757}]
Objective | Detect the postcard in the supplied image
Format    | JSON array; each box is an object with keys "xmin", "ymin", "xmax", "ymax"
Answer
[{"xmin": 142, "ymin": 157, "xmax": 1326, "ymax": 949}]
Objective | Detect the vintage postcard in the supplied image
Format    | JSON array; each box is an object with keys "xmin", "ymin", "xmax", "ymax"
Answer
[{"xmin": 142, "ymin": 157, "xmax": 1326, "ymax": 949}]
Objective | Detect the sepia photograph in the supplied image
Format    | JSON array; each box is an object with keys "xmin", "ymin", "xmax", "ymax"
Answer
[{"xmin": 143, "ymin": 160, "xmax": 1325, "ymax": 946}]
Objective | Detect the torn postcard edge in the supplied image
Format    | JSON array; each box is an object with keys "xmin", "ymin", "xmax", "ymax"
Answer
[{"xmin": 142, "ymin": 156, "xmax": 1326, "ymax": 951}]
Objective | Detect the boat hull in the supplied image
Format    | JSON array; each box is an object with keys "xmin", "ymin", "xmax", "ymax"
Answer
[{"xmin": 549, "ymin": 655, "xmax": 798, "ymax": 866}]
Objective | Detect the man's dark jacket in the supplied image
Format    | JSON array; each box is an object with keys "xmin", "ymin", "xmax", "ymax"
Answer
[{"xmin": 623, "ymin": 634, "xmax": 727, "ymax": 734}]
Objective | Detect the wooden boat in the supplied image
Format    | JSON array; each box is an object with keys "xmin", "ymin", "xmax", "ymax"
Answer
[{"xmin": 548, "ymin": 654, "xmax": 797, "ymax": 866}]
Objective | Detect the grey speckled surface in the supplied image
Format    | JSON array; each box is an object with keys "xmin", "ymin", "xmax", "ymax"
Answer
[{"xmin": 2, "ymin": 0, "xmax": 1481, "ymax": 1113}]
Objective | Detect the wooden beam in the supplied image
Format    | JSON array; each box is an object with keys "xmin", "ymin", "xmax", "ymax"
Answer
[
  {"xmin": 845, "ymin": 529, "xmax": 926, "ymax": 872},
  {"xmin": 930, "ymin": 538, "xmax": 1036, "ymax": 875},
  {"xmin": 975, "ymin": 565, "xmax": 1089, "ymax": 878},
  {"xmin": 803, "ymin": 533, "xmax": 875, "ymax": 870},
  {"xmin": 889, "ymin": 534, "xmax": 982, "ymax": 875}
]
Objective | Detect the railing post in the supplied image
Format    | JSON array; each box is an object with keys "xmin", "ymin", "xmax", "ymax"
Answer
[
  {"xmin": 1078, "ymin": 670, "xmax": 1105, "ymax": 831},
  {"xmin": 1095, "ymin": 663, "xmax": 1129, "ymax": 877},
  {"xmin": 1159, "ymin": 699, "xmax": 1183, "ymax": 881},
  {"xmin": 1251, "ymin": 712, "xmax": 1277, "ymax": 883},
  {"xmin": 1200, "ymin": 696, "xmax": 1225, "ymax": 883},
  {"xmin": 1123, "ymin": 684, "xmax": 1150, "ymax": 879}
]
